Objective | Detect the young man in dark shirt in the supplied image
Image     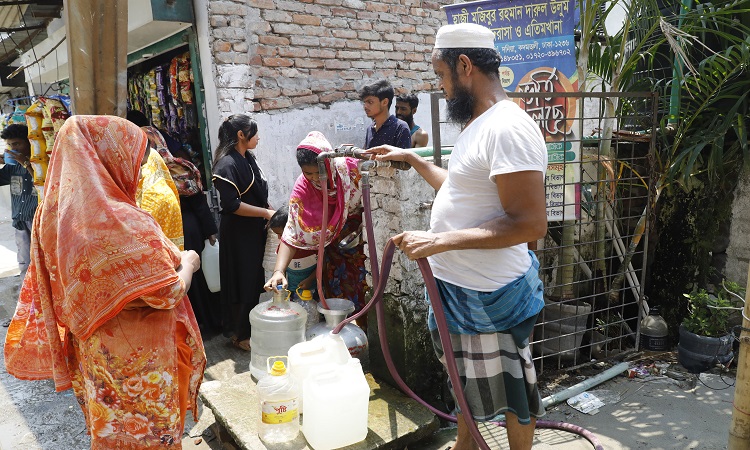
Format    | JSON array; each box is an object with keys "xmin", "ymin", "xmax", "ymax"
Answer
[
  {"xmin": 360, "ymin": 80, "xmax": 412, "ymax": 149},
  {"xmin": 0, "ymin": 123, "xmax": 38, "ymax": 326}
]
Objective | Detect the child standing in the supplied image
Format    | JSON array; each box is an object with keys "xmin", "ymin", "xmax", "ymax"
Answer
[{"xmin": 269, "ymin": 205, "xmax": 317, "ymax": 294}]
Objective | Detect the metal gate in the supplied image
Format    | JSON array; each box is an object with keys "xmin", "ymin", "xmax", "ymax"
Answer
[{"xmin": 429, "ymin": 91, "xmax": 659, "ymax": 372}]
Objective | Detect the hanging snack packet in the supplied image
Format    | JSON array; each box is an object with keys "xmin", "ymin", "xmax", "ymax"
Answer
[{"xmin": 25, "ymin": 101, "xmax": 48, "ymax": 163}]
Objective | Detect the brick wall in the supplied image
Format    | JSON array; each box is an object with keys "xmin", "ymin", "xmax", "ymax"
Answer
[
  {"xmin": 207, "ymin": 0, "xmax": 454, "ymax": 114},
  {"xmin": 365, "ymin": 161, "xmax": 444, "ymax": 402}
]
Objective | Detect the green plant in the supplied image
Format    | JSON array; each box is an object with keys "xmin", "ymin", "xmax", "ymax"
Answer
[
  {"xmin": 682, "ymin": 281, "xmax": 745, "ymax": 337},
  {"xmin": 580, "ymin": 0, "xmax": 750, "ymax": 311}
]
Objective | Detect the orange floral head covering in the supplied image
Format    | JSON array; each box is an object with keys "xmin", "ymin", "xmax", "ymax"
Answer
[{"xmin": 5, "ymin": 115, "xmax": 183, "ymax": 387}]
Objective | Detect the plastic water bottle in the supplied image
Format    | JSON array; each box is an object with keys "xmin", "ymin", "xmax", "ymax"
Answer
[
  {"xmin": 250, "ymin": 286, "xmax": 307, "ymax": 380},
  {"xmin": 640, "ymin": 306, "xmax": 669, "ymax": 351},
  {"xmin": 293, "ymin": 288, "xmax": 320, "ymax": 330},
  {"xmin": 257, "ymin": 358, "xmax": 300, "ymax": 444}
]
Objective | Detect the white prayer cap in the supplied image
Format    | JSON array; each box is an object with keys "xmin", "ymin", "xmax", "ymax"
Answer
[{"xmin": 434, "ymin": 23, "xmax": 496, "ymax": 50}]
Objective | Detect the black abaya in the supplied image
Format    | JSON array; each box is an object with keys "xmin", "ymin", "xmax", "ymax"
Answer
[{"xmin": 212, "ymin": 150, "xmax": 269, "ymax": 342}]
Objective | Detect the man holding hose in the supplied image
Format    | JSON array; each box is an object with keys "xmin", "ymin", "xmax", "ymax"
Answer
[{"xmin": 366, "ymin": 23, "xmax": 548, "ymax": 450}]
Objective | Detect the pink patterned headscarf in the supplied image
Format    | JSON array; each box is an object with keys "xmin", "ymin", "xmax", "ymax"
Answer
[{"xmin": 282, "ymin": 131, "xmax": 362, "ymax": 250}]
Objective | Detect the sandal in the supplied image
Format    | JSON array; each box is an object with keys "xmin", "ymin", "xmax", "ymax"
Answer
[{"xmin": 231, "ymin": 337, "xmax": 251, "ymax": 352}]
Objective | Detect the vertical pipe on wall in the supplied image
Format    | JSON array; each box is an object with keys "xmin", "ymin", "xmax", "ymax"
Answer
[
  {"xmin": 430, "ymin": 93, "xmax": 442, "ymax": 168},
  {"xmin": 191, "ymin": 0, "xmax": 221, "ymax": 160}
]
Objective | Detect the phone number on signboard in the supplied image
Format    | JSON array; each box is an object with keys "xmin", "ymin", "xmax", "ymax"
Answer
[
  {"xmin": 504, "ymin": 48, "xmax": 573, "ymax": 63},
  {"xmin": 528, "ymin": 49, "xmax": 573, "ymax": 59}
]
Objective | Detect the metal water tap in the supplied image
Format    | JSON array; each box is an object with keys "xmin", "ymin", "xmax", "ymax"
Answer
[
  {"xmin": 358, "ymin": 159, "xmax": 377, "ymax": 189},
  {"xmin": 336, "ymin": 144, "xmax": 367, "ymax": 159},
  {"xmin": 315, "ymin": 150, "xmax": 337, "ymax": 184},
  {"xmin": 335, "ymin": 144, "xmax": 412, "ymax": 171},
  {"xmin": 318, "ymin": 145, "xmax": 412, "ymax": 183}
]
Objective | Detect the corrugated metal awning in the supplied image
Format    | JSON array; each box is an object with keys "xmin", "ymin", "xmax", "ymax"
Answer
[
  {"xmin": 0, "ymin": 1, "xmax": 61, "ymax": 64},
  {"xmin": 0, "ymin": 5, "xmax": 27, "ymax": 30},
  {"xmin": 0, "ymin": 2, "xmax": 62, "ymax": 93}
]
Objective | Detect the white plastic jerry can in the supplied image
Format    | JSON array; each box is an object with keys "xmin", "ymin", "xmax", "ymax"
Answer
[
  {"xmin": 287, "ymin": 334, "xmax": 352, "ymax": 410},
  {"xmin": 302, "ymin": 359, "xmax": 370, "ymax": 449},
  {"xmin": 201, "ymin": 239, "xmax": 220, "ymax": 293}
]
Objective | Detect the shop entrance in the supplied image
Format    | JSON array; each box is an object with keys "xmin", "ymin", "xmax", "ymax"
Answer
[{"xmin": 126, "ymin": 29, "xmax": 211, "ymax": 188}]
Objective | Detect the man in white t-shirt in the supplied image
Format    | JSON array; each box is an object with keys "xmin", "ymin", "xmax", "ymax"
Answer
[{"xmin": 367, "ymin": 23, "xmax": 547, "ymax": 450}]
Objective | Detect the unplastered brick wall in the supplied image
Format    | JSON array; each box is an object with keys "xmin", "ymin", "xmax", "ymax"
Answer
[{"xmin": 208, "ymin": 0, "xmax": 455, "ymax": 114}]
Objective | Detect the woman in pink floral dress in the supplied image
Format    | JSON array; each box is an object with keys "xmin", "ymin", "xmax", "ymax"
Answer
[{"xmin": 265, "ymin": 131, "xmax": 369, "ymax": 320}]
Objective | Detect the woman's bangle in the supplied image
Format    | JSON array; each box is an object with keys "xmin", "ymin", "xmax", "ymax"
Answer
[{"xmin": 273, "ymin": 269, "xmax": 284, "ymax": 275}]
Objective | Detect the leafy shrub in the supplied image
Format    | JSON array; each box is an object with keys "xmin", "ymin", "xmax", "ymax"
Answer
[{"xmin": 682, "ymin": 281, "xmax": 745, "ymax": 337}]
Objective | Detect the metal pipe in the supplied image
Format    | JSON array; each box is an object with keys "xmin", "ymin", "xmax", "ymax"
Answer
[
  {"xmin": 541, "ymin": 362, "xmax": 629, "ymax": 408},
  {"xmin": 313, "ymin": 151, "xmax": 337, "ymax": 310},
  {"xmin": 359, "ymin": 160, "xmax": 376, "ymax": 176},
  {"xmin": 359, "ymin": 160, "xmax": 379, "ymax": 286},
  {"xmin": 430, "ymin": 93, "xmax": 443, "ymax": 168},
  {"xmin": 316, "ymin": 151, "xmax": 336, "ymax": 184},
  {"xmin": 337, "ymin": 144, "xmax": 412, "ymax": 170}
]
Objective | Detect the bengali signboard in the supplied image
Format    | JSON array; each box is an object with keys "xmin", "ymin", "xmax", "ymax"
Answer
[{"xmin": 444, "ymin": 0, "xmax": 580, "ymax": 221}]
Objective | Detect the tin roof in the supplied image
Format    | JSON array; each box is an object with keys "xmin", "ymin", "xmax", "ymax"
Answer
[
  {"xmin": 0, "ymin": 1, "xmax": 62, "ymax": 93},
  {"xmin": 0, "ymin": 1, "xmax": 62, "ymax": 66}
]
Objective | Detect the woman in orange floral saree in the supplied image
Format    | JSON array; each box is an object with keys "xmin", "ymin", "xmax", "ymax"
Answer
[{"xmin": 3, "ymin": 116, "xmax": 206, "ymax": 449}]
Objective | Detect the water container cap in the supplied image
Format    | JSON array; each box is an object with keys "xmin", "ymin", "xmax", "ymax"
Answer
[
  {"xmin": 272, "ymin": 286, "xmax": 291, "ymax": 303},
  {"xmin": 270, "ymin": 360, "xmax": 287, "ymax": 376},
  {"xmin": 297, "ymin": 289, "xmax": 313, "ymax": 301}
]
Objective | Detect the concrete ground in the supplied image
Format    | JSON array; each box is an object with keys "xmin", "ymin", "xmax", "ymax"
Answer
[
  {"xmin": 0, "ymin": 186, "xmax": 739, "ymax": 449},
  {"xmin": 412, "ymin": 371, "xmax": 735, "ymax": 450}
]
